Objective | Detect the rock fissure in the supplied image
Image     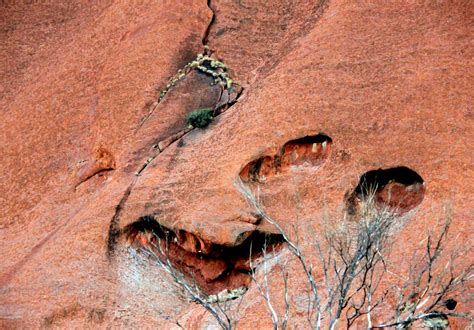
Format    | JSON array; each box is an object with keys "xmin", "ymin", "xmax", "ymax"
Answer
[
  {"xmin": 74, "ymin": 168, "xmax": 114, "ymax": 190},
  {"xmin": 202, "ymin": 0, "xmax": 216, "ymax": 47},
  {"xmin": 136, "ymin": 0, "xmax": 240, "ymax": 131},
  {"xmin": 106, "ymin": 182, "xmax": 136, "ymax": 259},
  {"xmin": 132, "ymin": 2, "xmax": 243, "ymax": 177},
  {"xmin": 74, "ymin": 146, "xmax": 116, "ymax": 190}
]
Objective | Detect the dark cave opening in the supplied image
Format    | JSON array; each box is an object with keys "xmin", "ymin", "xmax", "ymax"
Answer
[
  {"xmin": 350, "ymin": 166, "xmax": 425, "ymax": 212},
  {"xmin": 354, "ymin": 166, "xmax": 424, "ymax": 195}
]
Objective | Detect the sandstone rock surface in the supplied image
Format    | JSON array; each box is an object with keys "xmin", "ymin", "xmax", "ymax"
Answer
[{"xmin": 1, "ymin": 0, "xmax": 472, "ymax": 328}]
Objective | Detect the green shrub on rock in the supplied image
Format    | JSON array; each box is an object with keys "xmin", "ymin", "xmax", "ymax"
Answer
[{"xmin": 186, "ymin": 108, "xmax": 214, "ymax": 128}]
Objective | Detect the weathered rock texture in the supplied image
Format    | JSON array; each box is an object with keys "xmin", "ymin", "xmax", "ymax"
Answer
[{"xmin": 1, "ymin": 0, "xmax": 472, "ymax": 328}]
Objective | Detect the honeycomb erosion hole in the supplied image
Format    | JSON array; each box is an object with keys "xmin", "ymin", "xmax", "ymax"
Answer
[
  {"xmin": 123, "ymin": 216, "xmax": 284, "ymax": 294},
  {"xmin": 240, "ymin": 134, "xmax": 332, "ymax": 183},
  {"xmin": 349, "ymin": 166, "xmax": 425, "ymax": 213}
]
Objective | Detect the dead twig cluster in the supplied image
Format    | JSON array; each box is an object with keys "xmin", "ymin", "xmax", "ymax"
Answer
[
  {"xmin": 234, "ymin": 178, "xmax": 473, "ymax": 329},
  {"xmin": 140, "ymin": 233, "xmax": 235, "ymax": 330},
  {"xmin": 131, "ymin": 178, "xmax": 472, "ymax": 329}
]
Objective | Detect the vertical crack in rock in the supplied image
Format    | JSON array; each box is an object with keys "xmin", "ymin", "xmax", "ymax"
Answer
[
  {"xmin": 107, "ymin": 182, "xmax": 136, "ymax": 259},
  {"xmin": 200, "ymin": 0, "xmax": 331, "ymax": 86},
  {"xmin": 135, "ymin": 0, "xmax": 234, "ymax": 133},
  {"xmin": 202, "ymin": 0, "xmax": 216, "ymax": 46}
]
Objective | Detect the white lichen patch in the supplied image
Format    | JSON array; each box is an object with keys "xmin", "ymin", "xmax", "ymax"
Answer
[
  {"xmin": 204, "ymin": 286, "xmax": 248, "ymax": 304},
  {"xmin": 158, "ymin": 53, "xmax": 233, "ymax": 101}
]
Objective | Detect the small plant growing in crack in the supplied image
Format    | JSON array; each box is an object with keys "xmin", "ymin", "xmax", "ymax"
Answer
[
  {"xmin": 135, "ymin": 48, "xmax": 242, "ymax": 176},
  {"xmin": 186, "ymin": 108, "xmax": 214, "ymax": 128}
]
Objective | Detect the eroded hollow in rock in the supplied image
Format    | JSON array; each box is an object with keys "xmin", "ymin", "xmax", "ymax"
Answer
[
  {"xmin": 123, "ymin": 216, "xmax": 284, "ymax": 295},
  {"xmin": 239, "ymin": 156, "xmax": 277, "ymax": 183},
  {"xmin": 348, "ymin": 166, "xmax": 425, "ymax": 213},
  {"xmin": 280, "ymin": 134, "xmax": 332, "ymax": 169},
  {"xmin": 240, "ymin": 133, "xmax": 332, "ymax": 183}
]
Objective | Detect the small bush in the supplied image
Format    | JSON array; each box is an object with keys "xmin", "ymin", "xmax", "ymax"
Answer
[{"xmin": 186, "ymin": 108, "xmax": 214, "ymax": 128}]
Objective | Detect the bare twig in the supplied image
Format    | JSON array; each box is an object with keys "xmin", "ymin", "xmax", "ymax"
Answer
[
  {"xmin": 236, "ymin": 179, "xmax": 323, "ymax": 328},
  {"xmin": 235, "ymin": 178, "xmax": 473, "ymax": 329},
  {"xmin": 143, "ymin": 234, "xmax": 234, "ymax": 330}
]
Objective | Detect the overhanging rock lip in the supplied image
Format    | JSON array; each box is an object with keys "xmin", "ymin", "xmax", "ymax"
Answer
[{"xmin": 120, "ymin": 214, "xmax": 262, "ymax": 249}]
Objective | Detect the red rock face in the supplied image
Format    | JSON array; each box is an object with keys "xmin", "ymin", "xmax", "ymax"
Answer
[{"xmin": 1, "ymin": 0, "xmax": 473, "ymax": 328}]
